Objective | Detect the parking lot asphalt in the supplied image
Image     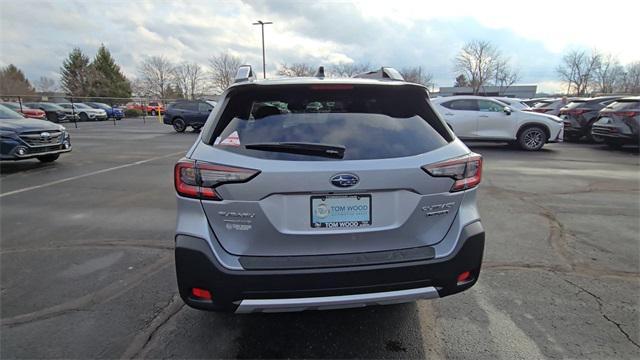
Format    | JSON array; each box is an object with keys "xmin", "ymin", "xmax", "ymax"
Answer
[{"xmin": 1, "ymin": 118, "xmax": 638, "ymax": 359}]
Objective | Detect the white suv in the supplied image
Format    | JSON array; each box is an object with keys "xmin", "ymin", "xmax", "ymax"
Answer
[{"xmin": 431, "ymin": 95, "xmax": 563, "ymax": 151}]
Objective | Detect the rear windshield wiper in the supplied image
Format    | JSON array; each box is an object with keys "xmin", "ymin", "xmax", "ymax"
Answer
[{"xmin": 244, "ymin": 142, "xmax": 345, "ymax": 159}]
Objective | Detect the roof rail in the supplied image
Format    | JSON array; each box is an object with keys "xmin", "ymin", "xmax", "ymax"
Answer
[
  {"xmin": 353, "ymin": 67, "xmax": 404, "ymax": 81},
  {"xmin": 234, "ymin": 65, "xmax": 256, "ymax": 83}
]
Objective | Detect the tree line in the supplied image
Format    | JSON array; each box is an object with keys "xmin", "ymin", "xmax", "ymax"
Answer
[{"xmin": 1, "ymin": 41, "xmax": 638, "ymax": 100}]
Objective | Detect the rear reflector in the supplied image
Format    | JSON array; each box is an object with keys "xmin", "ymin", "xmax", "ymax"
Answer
[
  {"xmin": 174, "ymin": 159, "xmax": 260, "ymax": 200},
  {"xmin": 422, "ymin": 153, "xmax": 482, "ymax": 192},
  {"xmin": 191, "ymin": 288, "xmax": 212, "ymax": 300},
  {"xmin": 457, "ymin": 271, "xmax": 472, "ymax": 284}
]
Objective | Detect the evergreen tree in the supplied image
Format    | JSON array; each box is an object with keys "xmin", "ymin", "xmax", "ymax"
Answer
[
  {"xmin": 90, "ymin": 44, "xmax": 131, "ymax": 99},
  {"xmin": 0, "ymin": 64, "xmax": 36, "ymax": 95},
  {"xmin": 454, "ymin": 74, "xmax": 469, "ymax": 87},
  {"xmin": 60, "ymin": 48, "xmax": 93, "ymax": 96}
]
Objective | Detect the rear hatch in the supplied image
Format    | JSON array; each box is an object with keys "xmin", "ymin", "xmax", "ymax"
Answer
[
  {"xmin": 594, "ymin": 99, "xmax": 640, "ymax": 136},
  {"xmin": 187, "ymin": 83, "xmax": 473, "ymax": 257}
]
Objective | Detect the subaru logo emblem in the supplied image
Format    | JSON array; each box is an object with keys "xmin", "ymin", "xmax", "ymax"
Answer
[
  {"xmin": 40, "ymin": 132, "xmax": 51, "ymax": 140},
  {"xmin": 330, "ymin": 174, "xmax": 359, "ymax": 188}
]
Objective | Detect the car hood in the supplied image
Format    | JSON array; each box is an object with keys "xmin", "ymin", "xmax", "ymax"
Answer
[
  {"xmin": 0, "ymin": 118, "xmax": 64, "ymax": 133},
  {"xmin": 522, "ymin": 111, "xmax": 562, "ymax": 122}
]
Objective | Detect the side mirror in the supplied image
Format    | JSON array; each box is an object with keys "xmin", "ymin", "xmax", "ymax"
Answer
[{"xmin": 503, "ymin": 106, "xmax": 512, "ymax": 115}]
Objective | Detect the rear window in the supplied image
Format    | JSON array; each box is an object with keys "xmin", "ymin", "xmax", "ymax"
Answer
[
  {"xmin": 207, "ymin": 85, "xmax": 452, "ymax": 161},
  {"xmin": 533, "ymin": 100, "xmax": 556, "ymax": 108},
  {"xmin": 604, "ymin": 100, "xmax": 640, "ymax": 111}
]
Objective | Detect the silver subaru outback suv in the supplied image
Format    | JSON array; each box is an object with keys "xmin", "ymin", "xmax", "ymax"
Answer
[{"xmin": 174, "ymin": 66, "xmax": 485, "ymax": 313}]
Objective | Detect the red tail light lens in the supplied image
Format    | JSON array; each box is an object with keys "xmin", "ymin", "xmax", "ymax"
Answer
[
  {"xmin": 191, "ymin": 287, "xmax": 212, "ymax": 300},
  {"xmin": 174, "ymin": 159, "xmax": 260, "ymax": 200},
  {"xmin": 422, "ymin": 153, "xmax": 482, "ymax": 192}
]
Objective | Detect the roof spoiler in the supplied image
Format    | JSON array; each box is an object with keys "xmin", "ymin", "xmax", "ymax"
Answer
[
  {"xmin": 353, "ymin": 67, "xmax": 404, "ymax": 81},
  {"xmin": 234, "ymin": 65, "xmax": 256, "ymax": 83}
]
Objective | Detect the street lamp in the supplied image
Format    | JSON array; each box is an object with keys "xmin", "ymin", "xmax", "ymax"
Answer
[{"xmin": 252, "ymin": 20, "xmax": 273, "ymax": 79}]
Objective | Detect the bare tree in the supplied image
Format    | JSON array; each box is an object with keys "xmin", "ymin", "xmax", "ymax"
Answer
[
  {"xmin": 277, "ymin": 63, "xmax": 315, "ymax": 77},
  {"xmin": 174, "ymin": 62, "xmax": 205, "ymax": 99},
  {"xmin": 493, "ymin": 58, "xmax": 520, "ymax": 91},
  {"xmin": 209, "ymin": 53, "xmax": 243, "ymax": 94},
  {"xmin": 454, "ymin": 40, "xmax": 501, "ymax": 95},
  {"xmin": 400, "ymin": 66, "xmax": 434, "ymax": 87},
  {"xmin": 618, "ymin": 61, "xmax": 640, "ymax": 93},
  {"xmin": 35, "ymin": 76, "xmax": 58, "ymax": 93},
  {"xmin": 137, "ymin": 56, "xmax": 175, "ymax": 99},
  {"xmin": 556, "ymin": 50, "xmax": 601, "ymax": 96},
  {"xmin": 329, "ymin": 62, "xmax": 371, "ymax": 77},
  {"xmin": 593, "ymin": 53, "xmax": 625, "ymax": 94}
]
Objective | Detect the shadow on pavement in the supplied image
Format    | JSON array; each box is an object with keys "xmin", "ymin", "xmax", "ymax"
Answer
[{"xmin": 231, "ymin": 303, "xmax": 426, "ymax": 359}]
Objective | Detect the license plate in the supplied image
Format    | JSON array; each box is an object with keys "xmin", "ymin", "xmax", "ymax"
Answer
[{"xmin": 310, "ymin": 195, "xmax": 371, "ymax": 228}]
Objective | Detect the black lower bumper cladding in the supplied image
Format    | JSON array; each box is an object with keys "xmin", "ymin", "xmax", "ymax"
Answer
[{"xmin": 175, "ymin": 222, "xmax": 485, "ymax": 312}]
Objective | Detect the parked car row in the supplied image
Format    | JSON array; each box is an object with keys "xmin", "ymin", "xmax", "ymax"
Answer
[
  {"xmin": 0, "ymin": 101, "xmax": 129, "ymax": 122},
  {"xmin": 525, "ymin": 95, "xmax": 638, "ymax": 147},
  {"xmin": 429, "ymin": 94, "xmax": 638, "ymax": 150}
]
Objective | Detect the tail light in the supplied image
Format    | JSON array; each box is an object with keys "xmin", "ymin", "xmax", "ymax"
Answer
[
  {"xmin": 422, "ymin": 153, "xmax": 482, "ymax": 192},
  {"xmin": 174, "ymin": 159, "xmax": 260, "ymax": 200},
  {"xmin": 568, "ymin": 108, "xmax": 589, "ymax": 115},
  {"xmin": 614, "ymin": 111, "xmax": 639, "ymax": 117}
]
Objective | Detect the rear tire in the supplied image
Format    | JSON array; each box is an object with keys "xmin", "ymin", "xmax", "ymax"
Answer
[
  {"xmin": 173, "ymin": 118, "xmax": 187, "ymax": 132},
  {"xmin": 518, "ymin": 126, "xmax": 546, "ymax": 151},
  {"xmin": 37, "ymin": 154, "xmax": 60, "ymax": 163}
]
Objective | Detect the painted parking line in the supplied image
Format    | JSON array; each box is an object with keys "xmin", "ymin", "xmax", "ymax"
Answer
[{"xmin": 0, "ymin": 151, "xmax": 184, "ymax": 198}]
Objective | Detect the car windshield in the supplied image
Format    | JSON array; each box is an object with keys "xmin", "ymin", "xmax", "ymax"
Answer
[
  {"xmin": 0, "ymin": 104, "xmax": 25, "ymax": 119},
  {"xmin": 74, "ymin": 103, "xmax": 92, "ymax": 109},
  {"xmin": 209, "ymin": 85, "xmax": 451, "ymax": 161},
  {"xmin": 91, "ymin": 103, "xmax": 111, "ymax": 109},
  {"xmin": 1, "ymin": 103, "xmax": 21, "ymax": 110}
]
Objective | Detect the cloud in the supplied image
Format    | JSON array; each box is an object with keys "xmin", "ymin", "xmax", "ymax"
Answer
[{"xmin": 1, "ymin": 0, "xmax": 637, "ymax": 94}]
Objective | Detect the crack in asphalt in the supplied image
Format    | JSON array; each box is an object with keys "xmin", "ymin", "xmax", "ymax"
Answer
[
  {"xmin": 121, "ymin": 294, "xmax": 185, "ymax": 359},
  {"xmin": 0, "ymin": 254, "xmax": 172, "ymax": 327},
  {"xmin": 563, "ymin": 279, "xmax": 640, "ymax": 349},
  {"xmin": 483, "ymin": 262, "xmax": 639, "ymax": 280}
]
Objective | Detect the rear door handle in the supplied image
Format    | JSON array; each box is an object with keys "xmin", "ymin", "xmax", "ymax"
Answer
[
  {"xmin": 444, "ymin": 113, "xmax": 454, "ymax": 116},
  {"xmin": 479, "ymin": 115, "xmax": 489, "ymax": 118}
]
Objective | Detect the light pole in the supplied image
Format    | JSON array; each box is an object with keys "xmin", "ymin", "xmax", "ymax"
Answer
[{"xmin": 252, "ymin": 20, "xmax": 272, "ymax": 79}]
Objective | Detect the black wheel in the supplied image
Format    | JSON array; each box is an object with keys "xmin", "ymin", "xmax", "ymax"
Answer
[
  {"xmin": 37, "ymin": 154, "xmax": 60, "ymax": 163},
  {"xmin": 173, "ymin": 118, "xmax": 187, "ymax": 132},
  {"xmin": 79, "ymin": 112, "xmax": 89, "ymax": 122},
  {"xmin": 192, "ymin": 125, "xmax": 202, "ymax": 131},
  {"xmin": 151, "ymin": 110, "xmax": 157, "ymax": 116},
  {"xmin": 518, "ymin": 126, "xmax": 546, "ymax": 151}
]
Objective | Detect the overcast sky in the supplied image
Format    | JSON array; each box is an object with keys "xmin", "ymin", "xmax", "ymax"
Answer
[{"xmin": 1, "ymin": 0, "xmax": 638, "ymax": 93}]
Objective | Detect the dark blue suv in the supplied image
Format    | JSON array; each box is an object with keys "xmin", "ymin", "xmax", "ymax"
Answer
[
  {"xmin": 163, "ymin": 100, "xmax": 216, "ymax": 132},
  {"xmin": 84, "ymin": 102, "xmax": 125, "ymax": 120}
]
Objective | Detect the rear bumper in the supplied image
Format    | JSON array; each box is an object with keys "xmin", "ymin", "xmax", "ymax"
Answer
[{"xmin": 175, "ymin": 221, "xmax": 485, "ymax": 313}]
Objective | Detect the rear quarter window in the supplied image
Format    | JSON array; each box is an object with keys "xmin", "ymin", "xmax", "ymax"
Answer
[{"xmin": 206, "ymin": 85, "xmax": 452, "ymax": 161}]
